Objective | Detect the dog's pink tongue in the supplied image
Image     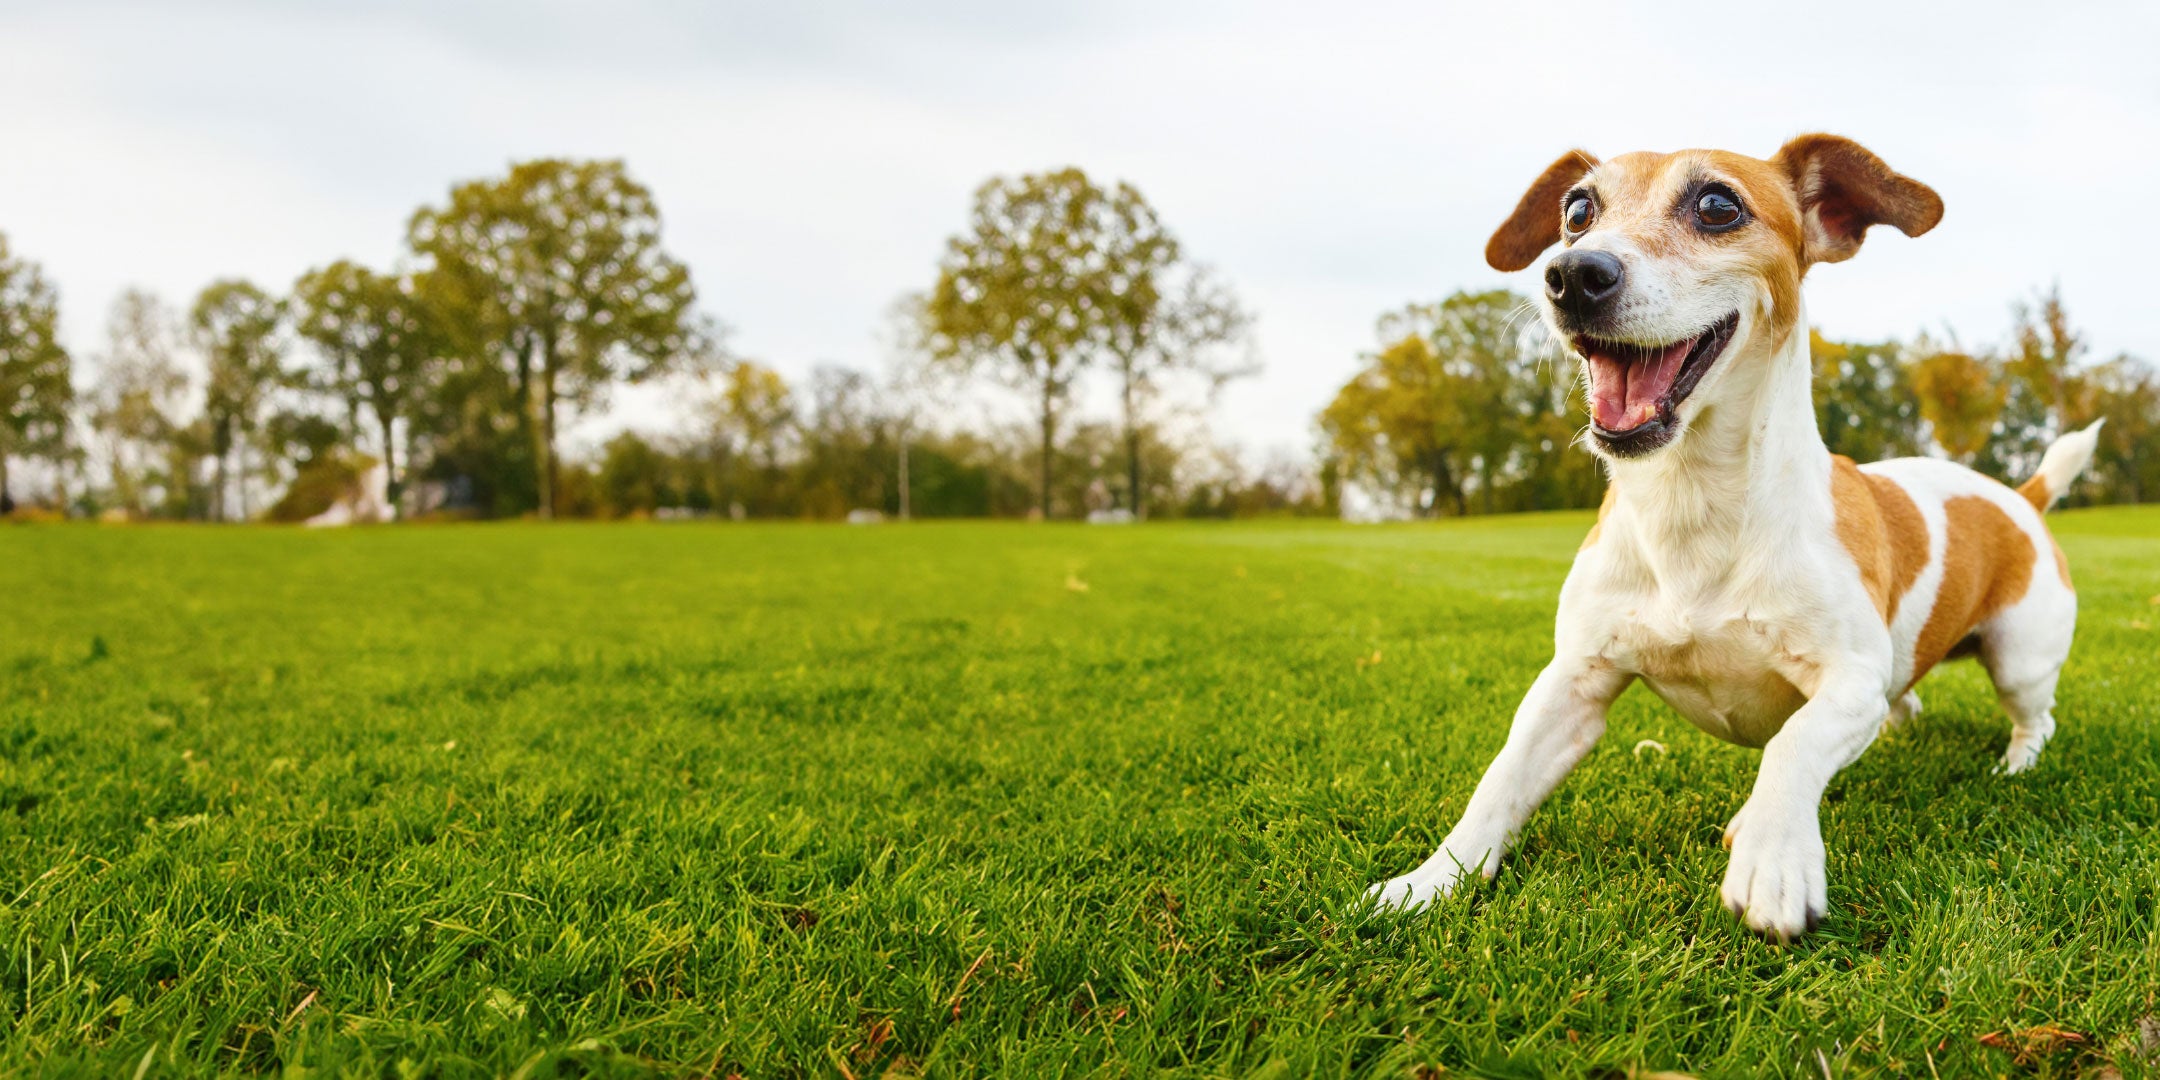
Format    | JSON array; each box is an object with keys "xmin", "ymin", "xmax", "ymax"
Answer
[{"xmin": 1585, "ymin": 338, "xmax": 1694, "ymax": 430}]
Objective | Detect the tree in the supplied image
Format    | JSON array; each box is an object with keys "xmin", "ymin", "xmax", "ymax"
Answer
[
  {"xmin": 292, "ymin": 261, "xmax": 436, "ymax": 516},
  {"xmin": 921, "ymin": 168, "xmax": 1137, "ymax": 519},
  {"xmin": 87, "ymin": 289, "xmax": 189, "ymax": 517},
  {"xmin": 0, "ymin": 233, "xmax": 73, "ymax": 513},
  {"xmin": 2082, "ymin": 354, "xmax": 2160, "ymax": 505},
  {"xmin": 1810, "ymin": 330, "xmax": 1923, "ymax": 462},
  {"xmin": 1321, "ymin": 332, "xmax": 1470, "ymax": 516},
  {"xmin": 1319, "ymin": 291, "xmax": 1583, "ymax": 517},
  {"xmin": 696, "ymin": 359, "xmax": 795, "ymax": 517},
  {"xmin": 408, "ymin": 159, "xmax": 699, "ymax": 519},
  {"xmin": 192, "ymin": 279, "xmax": 288, "ymax": 521},
  {"xmin": 1102, "ymin": 261, "xmax": 1254, "ymax": 518},
  {"xmin": 1908, "ymin": 348, "xmax": 2003, "ymax": 463}
]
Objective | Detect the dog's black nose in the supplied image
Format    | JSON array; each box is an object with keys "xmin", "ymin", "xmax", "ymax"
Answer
[{"xmin": 1545, "ymin": 250, "xmax": 1625, "ymax": 318}]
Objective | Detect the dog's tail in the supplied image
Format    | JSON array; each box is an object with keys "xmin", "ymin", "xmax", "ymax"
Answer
[{"xmin": 2017, "ymin": 419, "xmax": 2105, "ymax": 513}]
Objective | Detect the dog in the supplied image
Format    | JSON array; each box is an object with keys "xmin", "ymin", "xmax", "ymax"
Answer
[{"xmin": 1365, "ymin": 135, "xmax": 2104, "ymax": 941}]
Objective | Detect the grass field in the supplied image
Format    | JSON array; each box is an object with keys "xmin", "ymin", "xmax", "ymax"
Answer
[{"xmin": 3, "ymin": 509, "xmax": 2157, "ymax": 1078}]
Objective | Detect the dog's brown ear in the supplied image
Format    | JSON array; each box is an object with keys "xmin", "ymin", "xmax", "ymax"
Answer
[
  {"xmin": 1771, "ymin": 134, "xmax": 1943, "ymax": 265},
  {"xmin": 1486, "ymin": 150, "xmax": 1598, "ymax": 272}
]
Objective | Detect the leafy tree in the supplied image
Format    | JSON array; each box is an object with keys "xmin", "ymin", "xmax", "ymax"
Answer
[
  {"xmin": 921, "ymin": 168, "xmax": 1135, "ymax": 518},
  {"xmin": 1811, "ymin": 330, "xmax": 1923, "ymax": 462},
  {"xmin": 1977, "ymin": 285, "xmax": 2091, "ymax": 480},
  {"xmin": 695, "ymin": 359, "xmax": 795, "ymax": 517},
  {"xmin": 1322, "ymin": 332, "xmax": 1468, "ymax": 516},
  {"xmin": 1908, "ymin": 349, "xmax": 2003, "ymax": 463},
  {"xmin": 408, "ymin": 159, "xmax": 699, "ymax": 518},
  {"xmin": 0, "ymin": 233, "xmax": 73, "ymax": 512},
  {"xmin": 796, "ymin": 365, "xmax": 894, "ymax": 518},
  {"xmin": 2082, "ymin": 354, "xmax": 2160, "ymax": 505},
  {"xmin": 293, "ymin": 261, "xmax": 436, "ymax": 516},
  {"xmin": 87, "ymin": 289, "xmax": 189, "ymax": 517},
  {"xmin": 1103, "ymin": 264, "xmax": 1254, "ymax": 517},
  {"xmin": 596, "ymin": 431, "xmax": 672, "ymax": 518},
  {"xmin": 1320, "ymin": 291, "xmax": 1588, "ymax": 517},
  {"xmin": 191, "ymin": 279, "xmax": 288, "ymax": 521}
]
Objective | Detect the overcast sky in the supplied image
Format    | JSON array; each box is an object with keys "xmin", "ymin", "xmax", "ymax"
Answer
[{"xmin": 3, "ymin": 1, "xmax": 2155, "ymax": 460}]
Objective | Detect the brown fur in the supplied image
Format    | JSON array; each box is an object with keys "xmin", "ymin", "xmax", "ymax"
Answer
[
  {"xmin": 2016, "ymin": 474, "xmax": 2051, "ymax": 513},
  {"xmin": 2051, "ymin": 538, "xmax": 2073, "ymax": 590},
  {"xmin": 1769, "ymin": 134, "xmax": 1943, "ymax": 266},
  {"xmin": 1567, "ymin": 149, "xmax": 1809, "ymax": 346},
  {"xmin": 1486, "ymin": 150, "xmax": 1599, "ymax": 272},
  {"xmin": 1829, "ymin": 457, "xmax": 1928, "ymax": 620},
  {"xmin": 1907, "ymin": 496, "xmax": 2036, "ymax": 690},
  {"xmin": 1581, "ymin": 485, "xmax": 1616, "ymax": 549}
]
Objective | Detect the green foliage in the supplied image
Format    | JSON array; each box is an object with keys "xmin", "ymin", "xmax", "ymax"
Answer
[
  {"xmin": 408, "ymin": 159, "xmax": 700, "ymax": 518},
  {"xmin": 86, "ymin": 290, "xmax": 191, "ymax": 519},
  {"xmin": 921, "ymin": 169, "xmax": 1163, "ymax": 517},
  {"xmin": 1323, "ymin": 290, "xmax": 1599, "ymax": 516},
  {"xmin": 1, "ymin": 513, "xmax": 2154, "ymax": 1074},
  {"xmin": 0, "ymin": 232, "xmax": 73, "ymax": 509},
  {"xmin": 1810, "ymin": 330, "xmax": 1924, "ymax": 462},
  {"xmin": 191, "ymin": 278, "xmax": 289, "ymax": 521},
  {"xmin": 265, "ymin": 449, "xmax": 375, "ymax": 523},
  {"xmin": 292, "ymin": 261, "xmax": 437, "ymax": 516}
]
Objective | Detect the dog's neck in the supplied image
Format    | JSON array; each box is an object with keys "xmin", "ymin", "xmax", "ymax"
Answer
[{"xmin": 1602, "ymin": 303, "xmax": 1828, "ymax": 560}]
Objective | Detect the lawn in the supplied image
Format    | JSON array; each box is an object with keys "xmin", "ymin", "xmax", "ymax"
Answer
[{"xmin": 2, "ymin": 509, "xmax": 2156, "ymax": 1078}]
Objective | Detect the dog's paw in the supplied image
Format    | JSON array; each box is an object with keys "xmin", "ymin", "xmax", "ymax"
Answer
[
  {"xmin": 1363, "ymin": 872, "xmax": 1453, "ymax": 913},
  {"xmin": 1363, "ymin": 843, "xmax": 1487, "ymax": 914},
  {"xmin": 1719, "ymin": 802, "xmax": 1826, "ymax": 943},
  {"xmin": 1997, "ymin": 729, "xmax": 2051, "ymax": 775},
  {"xmin": 1885, "ymin": 690, "xmax": 1922, "ymax": 729}
]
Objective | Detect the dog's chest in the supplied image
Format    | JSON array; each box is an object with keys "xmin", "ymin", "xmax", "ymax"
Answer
[{"xmin": 1597, "ymin": 596, "xmax": 1812, "ymax": 749}]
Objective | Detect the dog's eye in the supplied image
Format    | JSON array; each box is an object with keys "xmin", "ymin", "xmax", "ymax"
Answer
[
  {"xmin": 1564, "ymin": 195, "xmax": 1595, "ymax": 234},
  {"xmin": 1696, "ymin": 188, "xmax": 1743, "ymax": 229}
]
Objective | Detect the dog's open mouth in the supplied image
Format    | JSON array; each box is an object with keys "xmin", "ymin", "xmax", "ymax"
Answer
[{"xmin": 1575, "ymin": 312, "xmax": 1740, "ymax": 456}]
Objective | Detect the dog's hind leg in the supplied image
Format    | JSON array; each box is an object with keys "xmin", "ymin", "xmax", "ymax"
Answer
[
  {"xmin": 1980, "ymin": 603, "xmax": 2074, "ymax": 775},
  {"xmin": 1989, "ymin": 658, "xmax": 2063, "ymax": 775}
]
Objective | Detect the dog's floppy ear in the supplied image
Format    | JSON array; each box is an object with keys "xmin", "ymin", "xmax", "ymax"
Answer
[
  {"xmin": 1771, "ymin": 134, "xmax": 1943, "ymax": 265},
  {"xmin": 1486, "ymin": 150, "xmax": 1598, "ymax": 272}
]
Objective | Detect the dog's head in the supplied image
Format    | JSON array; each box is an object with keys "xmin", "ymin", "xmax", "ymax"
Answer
[{"xmin": 1488, "ymin": 136, "xmax": 1941, "ymax": 459}]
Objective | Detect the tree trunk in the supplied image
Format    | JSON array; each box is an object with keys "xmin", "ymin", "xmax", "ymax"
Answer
[
  {"xmin": 1037, "ymin": 375, "xmax": 1056, "ymax": 520},
  {"xmin": 214, "ymin": 449, "xmax": 227, "ymax": 522},
  {"xmin": 237, "ymin": 439, "xmax": 251, "ymax": 521},
  {"xmin": 1122, "ymin": 363, "xmax": 1142, "ymax": 518},
  {"xmin": 0, "ymin": 454, "xmax": 12, "ymax": 515},
  {"xmin": 897, "ymin": 437, "xmax": 911, "ymax": 521},
  {"xmin": 379, "ymin": 413, "xmax": 402, "ymax": 520},
  {"xmin": 534, "ymin": 348, "xmax": 558, "ymax": 521}
]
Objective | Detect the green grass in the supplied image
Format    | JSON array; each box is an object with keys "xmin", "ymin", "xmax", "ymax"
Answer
[{"xmin": 2, "ymin": 509, "xmax": 2157, "ymax": 1078}]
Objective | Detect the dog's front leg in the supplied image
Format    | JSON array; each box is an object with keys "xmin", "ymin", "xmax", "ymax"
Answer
[
  {"xmin": 1367, "ymin": 659, "xmax": 1629, "ymax": 911},
  {"xmin": 1720, "ymin": 673, "xmax": 1888, "ymax": 941}
]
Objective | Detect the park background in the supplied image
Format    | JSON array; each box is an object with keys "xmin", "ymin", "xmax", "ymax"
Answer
[
  {"xmin": 4, "ymin": 3, "xmax": 2159, "ymax": 1077},
  {"xmin": 3, "ymin": 4, "xmax": 2158, "ymax": 523}
]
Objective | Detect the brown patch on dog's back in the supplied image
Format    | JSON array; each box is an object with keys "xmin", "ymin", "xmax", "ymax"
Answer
[
  {"xmin": 1907, "ymin": 496, "xmax": 2036, "ymax": 690},
  {"xmin": 1830, "ymin": 457, "xmax": 1928, "ymax": 620}
]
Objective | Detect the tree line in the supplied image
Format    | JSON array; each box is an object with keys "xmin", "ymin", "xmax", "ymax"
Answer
[
  {"xmin": 0, "ymin": 161, "xmax": 1291, "ymax": 522},
  {"xmin": 0, "ymin": 158, "xmax": 2153, "ymax": 522},
  {"xmin": 1321, "ymin": 285, "xmax": 2158, "ymax": 516}
]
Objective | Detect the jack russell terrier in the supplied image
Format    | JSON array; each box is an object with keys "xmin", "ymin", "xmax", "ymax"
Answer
[{"xmin": 1366, "ymin": 135, "xmax": 2103, "ymax": 941}]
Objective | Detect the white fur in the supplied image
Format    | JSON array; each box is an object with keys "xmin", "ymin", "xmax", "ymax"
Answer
[{"xmin": 1367, "ymin": 256, "xmax": 2095, "ymax": 940}]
